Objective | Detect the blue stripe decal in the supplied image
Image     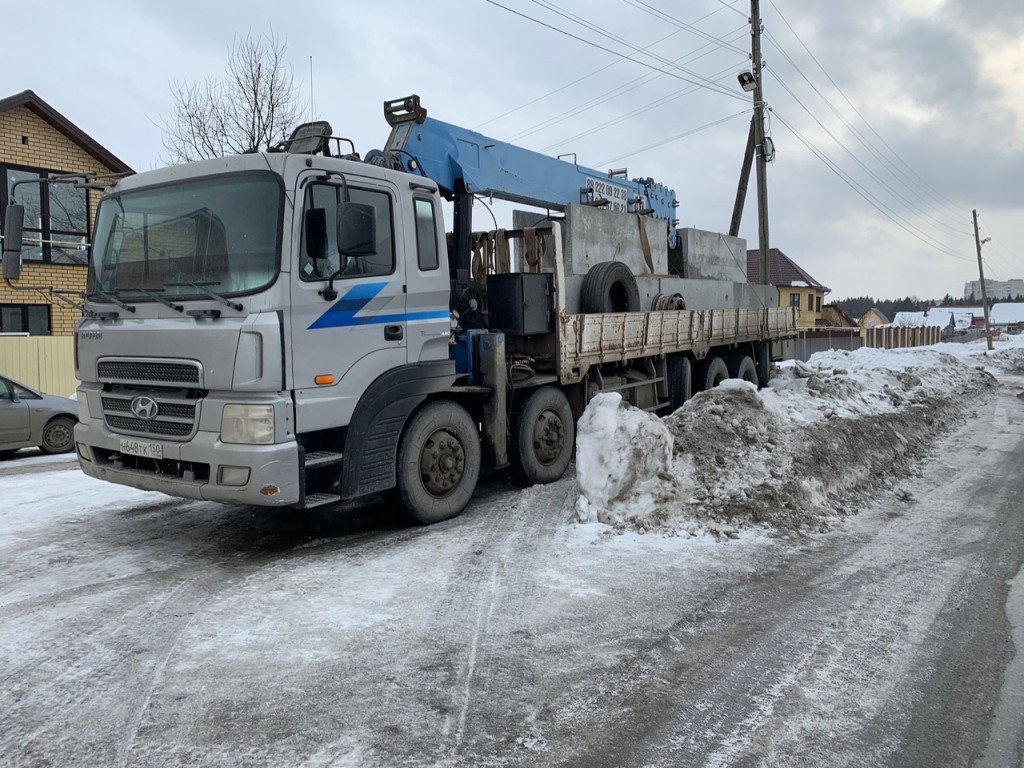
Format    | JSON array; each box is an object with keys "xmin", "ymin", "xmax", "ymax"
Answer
[{"xmin": 308, "ymin": 282, "xmax": 448, "ymax": 330}]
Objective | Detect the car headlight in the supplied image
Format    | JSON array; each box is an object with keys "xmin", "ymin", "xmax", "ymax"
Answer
[
  {"xmin": 76, "ymin": 391, "xmax": 90, "ymax": 422},
  {"xmin": 220, "ymin": 404, "xmax": 275, "ymax": 445}
]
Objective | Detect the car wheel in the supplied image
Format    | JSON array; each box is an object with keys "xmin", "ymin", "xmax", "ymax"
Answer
[{"xmin": 40, "ymin": 416, "xmax": 75, "ymax": 454}]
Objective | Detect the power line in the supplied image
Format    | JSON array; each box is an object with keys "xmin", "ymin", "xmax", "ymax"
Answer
[
  {"xmin": 528, "ymin": 0, "xmax": 746, "ymax": 100},
  {"xmin": 763, "ymin": 30, "xmax": 971, "ymax": 239},
  {"xmin": 483, "ymin": 0, "xmax": 749, "ymax": 102},
  {"xmin": 475, "ymin": 3, "xmax": 742, "ymax": 130},
  {"xmin": 594, "ymin": 109, "xmax": 750, "ymax": 166},
  {"xmin": 772, "ymin": 109, "xmax": 974, "ymax": 263},
  {"xmin": 503, "ymin": 28, "xmax": 748, "ymax": 143},
  {"xmin": 537, "ymin": 63, "xmax": 746, "ymax": 153},
  {"xmin": 765, "ymin": 0, "xmax": 968, "ymax": 222},
  {"xmin": 622, "ymin": 0, "xmax": 748, "ymax": 55},
  {"xmin": 767, "ymin": 67, "xmax": 973, "ymax": 247}
]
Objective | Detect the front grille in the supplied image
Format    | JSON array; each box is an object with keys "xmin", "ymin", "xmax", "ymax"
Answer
[
  {"xmin": 102, "ymin": 397, "xmax": 195, "ymax": 420},
  {"xmin": 106, "ymin": 415, "xmax": 195, "ymax": 437},
  {"xmin": 98, "ymin": 360, "xmax": 201, "ymax": 386},
  {"xmin": 101, "ymin": 392, "xmax": 199, "ymax": 440}
]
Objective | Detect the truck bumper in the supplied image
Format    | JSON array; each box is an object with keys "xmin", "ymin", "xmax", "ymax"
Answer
[{"xmin": 74, "ymin": 421, "xmax": 302, "ymax": 507}]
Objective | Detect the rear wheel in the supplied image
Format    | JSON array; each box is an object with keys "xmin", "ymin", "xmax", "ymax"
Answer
[
  {"xmin": 40, "ymin": 416, "xmax": 75, "ymax": 454},
  {"xmin": 511, "ymin": 386, "xmax": 574, "ymax": 485},
  {"xmin": 697, "ymin": 356, "xmax": 729, "ymax": 391},
  {"xmin": 665, "ymin": 355, "xmax": 692, "ymax": 412},
  {"xmin": 727, "ymin": 354, "xmax": 758, "ymax": 385},
  {"xmin": 395, "ymin": 401, "xmax": 481, "ymax": 524}
]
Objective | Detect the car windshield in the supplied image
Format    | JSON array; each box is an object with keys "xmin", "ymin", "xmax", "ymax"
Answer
[{"xmin": 90, "ymin": 173, "xmax": 282, "ymax": 300}]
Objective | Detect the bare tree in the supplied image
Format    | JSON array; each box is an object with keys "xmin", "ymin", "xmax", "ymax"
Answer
[{"xmin": 161, "ymin": 31, "xmax": 303, "ymax": 164}]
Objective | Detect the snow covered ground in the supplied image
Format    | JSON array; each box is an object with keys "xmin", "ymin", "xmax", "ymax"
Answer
[
  {"xmin": 2, "ymin": 334, "xmax": 1024, "ymax": 767},
  {"xmin": 577, "ymin": 336, "xmax": 1021, "ymax": 538}
]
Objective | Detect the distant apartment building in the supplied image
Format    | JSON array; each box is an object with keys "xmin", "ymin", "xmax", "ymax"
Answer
[{"xmin": 963, "ymin": 278, "xmax": 1024, "ymax": 301}]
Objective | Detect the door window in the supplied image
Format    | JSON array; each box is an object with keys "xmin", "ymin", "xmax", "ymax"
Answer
[{"xmin": 299, "ymin": 183, "xmax": 395, "ymax": 281}]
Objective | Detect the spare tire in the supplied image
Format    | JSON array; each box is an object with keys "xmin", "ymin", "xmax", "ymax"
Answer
[{"xmin": 580, "ymin": 261, "xmax": 641, "ymax": 314}]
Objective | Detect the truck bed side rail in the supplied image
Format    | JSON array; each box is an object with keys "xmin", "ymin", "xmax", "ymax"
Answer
[{"xmin": 557, "ymin": 307, "xmax": 798, "ymax": 383}]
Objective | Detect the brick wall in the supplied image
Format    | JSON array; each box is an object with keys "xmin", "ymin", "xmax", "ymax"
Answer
[{"xmin": 1, "ymin": 105, "xmax": 122, "ymax": 336}]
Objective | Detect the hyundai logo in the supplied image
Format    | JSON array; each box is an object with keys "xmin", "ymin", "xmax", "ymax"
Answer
[{"xmin": 130, "ymin": 395, "xmax": 159, "ymax": 421}]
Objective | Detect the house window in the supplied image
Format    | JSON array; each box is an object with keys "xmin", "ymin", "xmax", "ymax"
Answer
[
  {"xmin": 789, "ymin": 293, "xmax": 800, "ymax": 308},
  {"xmin": 807, "ymin": 293, "xmax": 814, "ymax": 311},
  {"xmin": 1, "ymin": 164, "xmax": 89, "ymax": 265},
  {"xmin": 816, "ymin": 296, "xmax": 822, "ymax": 312},
  {"xmin": 0, "ymin": 304, "xmax": 51, "ymax": 335}
]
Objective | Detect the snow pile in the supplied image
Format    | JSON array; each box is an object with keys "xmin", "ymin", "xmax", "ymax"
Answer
[
  {"xmin": 574, "ymin": 393, "xmax": 681, "ymax": 532},
  {"xmin": 576, "ymin": 345, "xmax": 1004, "ymax": 537}
]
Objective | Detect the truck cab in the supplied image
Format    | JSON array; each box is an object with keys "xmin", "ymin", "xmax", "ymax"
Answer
[{"xmin": 69, "ymin": 149, "xmax": 453, "ymax": 509}]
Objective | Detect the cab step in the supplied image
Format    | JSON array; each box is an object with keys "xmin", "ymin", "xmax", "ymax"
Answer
[
  {"xmin": 304, "ymin": 450, "xmax": 345, "ymax": 469},
  {"xmin": 304, "ymin": 492, "xmax": 342, "ymax": 509}
]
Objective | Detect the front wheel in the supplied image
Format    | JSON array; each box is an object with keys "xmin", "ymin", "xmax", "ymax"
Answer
[
  {"xmin": 395, "ymin": 401, "xmax": 481, "ymax": 525},
  {"xmin": 40, "ymin": 416, "xmax": 75, "ymax": 454},
  {"xmin": 511, "ymin": 386, "xmax": 575, "ymax": 485}
]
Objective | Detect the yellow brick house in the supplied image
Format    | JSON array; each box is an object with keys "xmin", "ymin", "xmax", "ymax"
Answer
[
  {"xmin": 746, "ymin": 247, "xmax": 831, "ymax": 329},
  {"xmin": 0, "ymin": 90, "xmax": 132, "ymax": 337}
]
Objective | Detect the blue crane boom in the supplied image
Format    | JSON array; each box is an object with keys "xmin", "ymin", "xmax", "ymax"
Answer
[{"xmin": 377, "ymin": 95, "xmax": 679, "ymax": 246}]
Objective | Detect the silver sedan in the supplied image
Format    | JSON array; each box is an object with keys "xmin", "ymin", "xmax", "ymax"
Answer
[{"xmin": 0, "ymin": 374, "xmax": 78, "ymax": 458}]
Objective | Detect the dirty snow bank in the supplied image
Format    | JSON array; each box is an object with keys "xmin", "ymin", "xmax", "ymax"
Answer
[{"xmin": 576, "ymin": 344, "xmax": 1012, "ymax": 537}]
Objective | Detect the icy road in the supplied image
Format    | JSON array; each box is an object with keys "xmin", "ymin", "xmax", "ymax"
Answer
[{"xmin": 2, "ymin": 341, "xmax": 1024, "ymax": 767}]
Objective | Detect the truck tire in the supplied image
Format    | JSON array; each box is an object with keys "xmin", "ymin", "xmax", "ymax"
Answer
[
  {"xmin": 727, "ymin": 354, "xmax": 758, "ymax": 385},
  {"xmin": 40, "ymin": 416, "xmax": 75, "ymax": 454},
  {"xmin": 697, "ymin": 356, "xmax": 729, "ymax": 391},
  {"xmin": 666, "ymin": 354, "xmax": 692, "ymax": 412},
  {"xmin": 580, "ymin": 261, "xmax": 641, "ymax": 314},
  {"xmin": 395, "ymin": 401, "xmax": 481, "ymax": 524},
  {"xmin": 511, "ymin": 386, "xmax": 575, "ymax": 485}
]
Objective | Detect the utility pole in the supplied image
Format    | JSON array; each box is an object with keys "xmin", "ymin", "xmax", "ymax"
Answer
[
  {"xmin": 972, "ymin": 208, "xmax": 994, "ymax": 351},
  {"xmin": 751, "ymin": 0, "xmax": 771, "ymax": 286}
]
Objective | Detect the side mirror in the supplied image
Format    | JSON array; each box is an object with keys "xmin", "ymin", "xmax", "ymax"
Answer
[
  {"xmin": 2, "ymin": 204, "xmax": 25, "ymax": 280},
  {"xmin": 336, "ymin": 202, "xmax": 376, "ymax": 256}
]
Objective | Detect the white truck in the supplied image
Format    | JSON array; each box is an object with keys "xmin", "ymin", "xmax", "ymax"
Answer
[{"xmin": 2, "ymin": 95, "xmax": 796, "ymax": 523}]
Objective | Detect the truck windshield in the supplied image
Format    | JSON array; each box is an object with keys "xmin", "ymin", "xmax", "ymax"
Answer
[{"xmin": 89, "ymin": 173, "xmax": 282, "ymax": 300}]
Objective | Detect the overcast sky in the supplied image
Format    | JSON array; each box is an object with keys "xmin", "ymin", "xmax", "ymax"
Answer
[{"xmin": 4, "ymin": 0, "xmax": 1021, "ymax": 301}]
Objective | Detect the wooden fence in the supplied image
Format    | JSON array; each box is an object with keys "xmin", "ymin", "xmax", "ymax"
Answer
[{"xmin": 0, "ymin": 335, "xmax": 77, "ymax": 396}]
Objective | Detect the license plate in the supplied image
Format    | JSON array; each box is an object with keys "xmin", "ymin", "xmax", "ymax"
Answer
[{"xmin": 119, "ymin": 438, "xmax": 163, "ymax": 459}]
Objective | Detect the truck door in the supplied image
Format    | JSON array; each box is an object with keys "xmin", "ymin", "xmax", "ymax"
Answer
[
  {"xmin": 290, "ymin": 175, "xmax": 408, "ymax": 433},
  {"xmin": 0, "ymin": 376, "xmax": 31, "ymax": 446}
]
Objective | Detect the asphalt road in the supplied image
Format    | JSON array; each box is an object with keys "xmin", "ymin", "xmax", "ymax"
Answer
[{"xmin": 1, "ymin": 376, "xmax": 1023, "ymax": 768}]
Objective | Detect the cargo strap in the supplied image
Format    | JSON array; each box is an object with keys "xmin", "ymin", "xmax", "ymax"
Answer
[{"xmin": 636, "ymin": 213, "xmax": 654, "ymax": 273}]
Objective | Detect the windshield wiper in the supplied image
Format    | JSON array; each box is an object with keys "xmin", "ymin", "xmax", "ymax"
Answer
[
  {"xmin": 85, "ymin": 289, "xmax": 136, "ymax": 313},
  {"xmin": 166, "ymin": 281, "xmax": 243, "ymax": 312},
  {"xmin": 120, "ymin": 287, "xmax": 184, "ymax": 313}
]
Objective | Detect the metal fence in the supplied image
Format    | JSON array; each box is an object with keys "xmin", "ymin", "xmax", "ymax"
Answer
[{"xmin": 0, "ymin": 335, "xmax": 77, "ymax": 396}]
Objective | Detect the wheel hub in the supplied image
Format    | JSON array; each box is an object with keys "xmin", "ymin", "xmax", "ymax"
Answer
[
  {"xmin": 420, "ymin": 430, "xmax": 466, "ymax": 497},
  {"xmin": 532, "ymin": 410, "xmax": 565, "ymax": 465}
]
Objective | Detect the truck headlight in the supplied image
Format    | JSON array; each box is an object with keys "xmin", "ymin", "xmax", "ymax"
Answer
[
  {"xmin": 221, "ymin": 404, "xmax": 275, "ymax": 445},
  {"xmin": 76, "ymin": 391, "xmax": 90, "ymax": 422}
]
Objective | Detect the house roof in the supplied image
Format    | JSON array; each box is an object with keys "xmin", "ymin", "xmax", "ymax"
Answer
[
  {"xmin": 746, "ymin": 247, "xmax": 830, "ymax": 292},
  {"xmin": 863, "ymin": 308, "xmax": 890, "ymax": 324},
  {"xmin": 890, "ymin": 311, "xmax": 927, "ymax": 327},
  {"xmin": 990, "ymin": 303, "xmax": 1024, "ymax": 325},
  {"xmin": 0, "ymin": 90, "xmax": 132, "ymax": 174}
]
